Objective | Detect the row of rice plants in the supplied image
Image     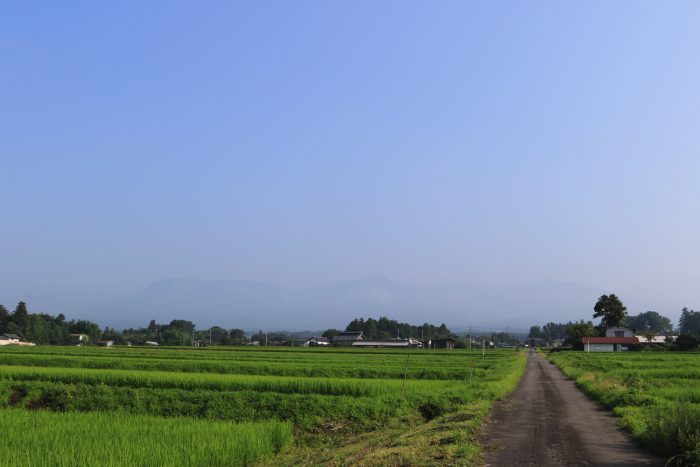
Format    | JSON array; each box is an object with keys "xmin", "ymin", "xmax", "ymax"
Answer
[
  {"xmin": 0, "ymin": 380, "xmax": 418, "ymax": 429},
  {"xmin": 1, "ymin": 345, "xmax": 472, "ymax": 362},
  {"xmin": 0, "ymin": 408, "xmax": 292, "ymax": 466},
  {"xmin": 0, "ymin": 365, "xmax": 440, "ymax": 397},
  {"xmin": 548, "ymin": 352, "xmax": 700, "ymax": 465},
  {"xmin": 0, "ymin": 347, "xmax": 510, "ymax": 380}
]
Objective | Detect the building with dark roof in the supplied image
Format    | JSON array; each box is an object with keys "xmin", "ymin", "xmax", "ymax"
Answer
[{"xmin": 332, "ymin": 331, "xmax": 365, "ymax": 346}]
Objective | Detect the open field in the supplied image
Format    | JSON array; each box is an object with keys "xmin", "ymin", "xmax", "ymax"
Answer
[
  {"xmin": 548, "ymin": 351, "xmax": 700, "ymax": 465},
  {"xmin": 0, "ymin": 345, "xmax": 525, "ymax": 465}
]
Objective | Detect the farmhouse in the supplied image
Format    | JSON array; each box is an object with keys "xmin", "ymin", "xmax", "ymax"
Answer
[
  {"xmin": 580, "ymin": 326, "xmax": 640, "ymax": 352},
  {"xmin": 96, "ymin": 340, "xmax": 114, "ymax": 347},
  {"xmin": 1, "ymin": 334, "xmax": 36, "ymax": 346},
  {"xmin": 580, "ymin": 326, "xmax": 644, "ymax": 352},
  {"xmin": 304, "ymin": 336, "xmax": 330, "ymax": 347},
  {"xmin": 332, "ymin": 331, "xmax": 365, "ymax": 346},
  {"xmin": 0, "ymin": 334, "xmax": 21, "ymax": 345}
]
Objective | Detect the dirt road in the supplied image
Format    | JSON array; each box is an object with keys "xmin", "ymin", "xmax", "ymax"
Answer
[{"xmin": 481, "ymin": 351, "xmax": 665, "ymax": 466}]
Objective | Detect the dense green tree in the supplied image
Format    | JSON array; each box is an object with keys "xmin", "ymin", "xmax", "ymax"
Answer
[
  {"xmin": 25, "ymin": 315, "xmax": 47, "ymax": 343},
  {"xmin": 593, "ymin": 294, "xmax": 627, "ymax": 328},
  {"xmin": 321, "ymin": 329, "xmax": 339, "ymax": 339},
  {"xmin": 344, "ymin": 316, "xmax": 451, "ymax": 340},
  {"xmin": 625, "ymin": 311, "xmax": 673, "ymax": 334},
  {"xmin": 0, "ymin": 305, "xmax": 9, "ymax": 333},
  {"xmin": 565, "ymin": 322, "xmax": 596, "ymax": 348},
  {"xmin": 679, "ymin": 308, "xmax": 700, "ymax": 337},
  {"xmin": 68, "ymin": 320, "xmax": 102, "ymax": 343},
  {"xmin": 528, "ymin": 325, "xmax": 544, "ymax": 340},
  {"xmin": 13, "ymin": 301, "xmax": 29, "ymax": 331},
  {"xmin": 224, "ymin": 328, "xmax": 246, "ymax": 345}
]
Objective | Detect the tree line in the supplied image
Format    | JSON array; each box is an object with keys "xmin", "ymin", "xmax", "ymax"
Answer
[
  {"xmin": 0, "ymin": 302, "xmax": 102, "ymax": 345},
  {"xmin": 0, "ymin": 302, "xmax": 247, "ymax": 346},
  {"xmin": 322, "ymin": 316, "xmax": 452, "ymax": 340},
  {"xmin": 529, "ymin": 293, "xmax": 697, "ymax": 349}
]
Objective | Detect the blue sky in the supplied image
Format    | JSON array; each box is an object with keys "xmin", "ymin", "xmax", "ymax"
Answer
[{"xmin": 1, "ymin": 1, "xmax": 699, "ymax": 318}]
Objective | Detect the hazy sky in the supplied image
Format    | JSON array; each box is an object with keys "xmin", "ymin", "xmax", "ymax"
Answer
[{"xmin": 2, "ymin": 1, "xmax": 699, "ymax": 317}]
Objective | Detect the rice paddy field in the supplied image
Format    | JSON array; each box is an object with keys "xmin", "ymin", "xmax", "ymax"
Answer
[
  {"xmin": 548, "ymin": 351, "xmax": 700, "ymax": 465},
  {"xmin": 0, "ymin": 345, "xmax": 525, "ymax": 466}
]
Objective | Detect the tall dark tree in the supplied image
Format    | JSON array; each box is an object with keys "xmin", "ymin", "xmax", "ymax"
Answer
[
  {"xmin": 679, "ymin": 308, "xmax": 700, "ymax": 337},
  {"xmin": 0, "ymin": 304, "xmax": 9, "ymax": 332},
  {"xmin": 13, "ymin": 301, "xmax": 29, "ymax": 333},
  {"xmin": 593, "ymin": 294, "xmax": 627, "ymax": 328}
]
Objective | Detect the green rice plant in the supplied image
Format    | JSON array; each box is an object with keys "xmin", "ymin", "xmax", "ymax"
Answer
[
  {"xmin": 0, "ymin": 408, "xmax": 292, "ymax": 466},
  {"xmin": 0, "ymin": 380, "xmax": 418, "ymax": 430},
  {"xmin": 0, "ymin": 364, "xmax": 476, "ymax": 398},
  {"xmin": 0, "ymin": 346, "xmax": 517, "ymax": 380}
]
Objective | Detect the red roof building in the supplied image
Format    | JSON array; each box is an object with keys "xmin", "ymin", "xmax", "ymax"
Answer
[{"xmin": 581, "ymin": 336, "xmax": 639, "ymax": 352}]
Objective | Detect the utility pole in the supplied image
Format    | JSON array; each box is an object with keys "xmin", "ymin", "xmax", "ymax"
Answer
[
  {"xmin": 265, "ymin": 331, "xmax": 268, "ymax": 347},
  {"xmin": 468, "ymin": 326, "xmax": 472, "ymax": 350},
  {"xmin": 209, "ymin": 329, "xmax": 212, "ymax": 346},
  {"xmin": 482, "ymin": 338, "xmax": 485, "ymax": 358}
]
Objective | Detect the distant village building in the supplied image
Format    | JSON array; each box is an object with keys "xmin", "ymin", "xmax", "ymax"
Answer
[
  {"xmin": 96, "ymin": 340, "xmax": 113, "ymax": 347},
  {"xmin": 639, "ymin": 335, "xmax": 677, "ymax": 344},
  {"xmin": 427, "ymin": 337, "xmax": 456, "ymax": 350},
  {"xmin": 0, "ymin": 334, "xmax": 34, "ymax": 346},
  {"xmin": 69, "ymin": 333, "xmax": 89, "ymax": 345},
  {"xmin": 0, "ymin": 335, "xmax": 18, "ymax": 346},
  {"xmin": 332, "ymin": 331, "xmax": 365, "ymax": 346},
  {"xmin": 351, "ymin": 337, "xmax": 423, "ymax": 349},
  {"xmin": 0, "ymin": 334, "xmax": 21, "ymax": 345},
  {"xmin": 304, "ymin": 336, "xmax": 331, "ymax": 347},
  {"xmin": 144, "ymin": 341, "xmax": 160, "ymax": 346}
]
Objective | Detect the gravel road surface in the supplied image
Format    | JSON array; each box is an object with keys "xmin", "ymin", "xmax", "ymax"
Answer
[{"xmin": 481, "ymin": 351, "xmax": 666, "ymax": 466}]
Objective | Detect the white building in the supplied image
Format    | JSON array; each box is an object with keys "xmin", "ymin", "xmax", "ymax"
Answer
[{"xmin": 0, "ymin": 334, "xmax": 21, "ymax": 346}]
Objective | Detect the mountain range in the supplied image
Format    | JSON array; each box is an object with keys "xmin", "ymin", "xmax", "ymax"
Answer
[{"xmin": 80, "ymin": 275, "xmax": 663, "ymax": 332}]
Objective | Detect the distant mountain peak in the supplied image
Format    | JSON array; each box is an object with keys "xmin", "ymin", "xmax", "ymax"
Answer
[{"xmin": 80, "ymin": 275, "xmax": 666, "ymax": 332}]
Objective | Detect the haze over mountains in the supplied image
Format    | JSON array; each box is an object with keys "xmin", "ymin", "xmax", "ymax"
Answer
[{"xmin": 81, "ymin": 275, "xmax": 664, "ymax": 332}]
